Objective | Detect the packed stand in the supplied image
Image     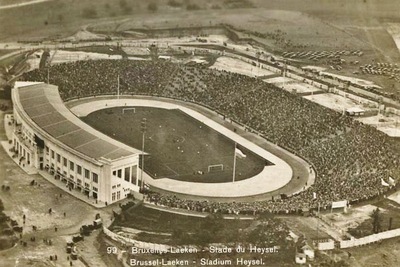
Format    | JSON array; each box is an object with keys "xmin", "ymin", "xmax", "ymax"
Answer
[{"xmin": 22, "ymin": 59, "xmax": 400, "ymax": 214}]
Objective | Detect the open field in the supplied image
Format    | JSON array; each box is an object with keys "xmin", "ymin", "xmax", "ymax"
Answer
[
  {"xmin": 303, "ymin": 93, "xmax": 377, "ymax": 113},
  {"xmin": 0, "ymin": 0, "xmax": 398, "ymax": 96},
  {"xmin": 357, "ymin": 114, "xmax": 400, "ymax": 137},
  {"xmin": 347, "ymin": 200, "xmax": 400, "ymax": 238},
  {"xmin": 210, "ymin": 56, "xmax": 274, "ymax": 77},
  {"xmin": 268, "ymin": 80, "xmax": 322, "ymax": 94},
  {"xmin": 83, "ymin": 106, "xmax": 268, "ymax": 183},
  {"xmin": 283, "ymin": 216, "xmax": 331, "ymax": 240}
]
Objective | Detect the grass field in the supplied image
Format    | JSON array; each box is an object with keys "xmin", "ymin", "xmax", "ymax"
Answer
[
  {"xmin": 112, "ymin": 204, "xmax": 252, "ymax": 234},
  {"xmin": 83, "ymin": 106, "xmax": 268, "ymax": 183}
]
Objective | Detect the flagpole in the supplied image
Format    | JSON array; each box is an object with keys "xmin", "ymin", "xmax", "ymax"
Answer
[
  {"xmin": 117, "ymin": 75, "xmax": 120, "ymax": 100},
  {"xmin": 233, "ymin": 142, "xmax": 237, "ymax": 183}
]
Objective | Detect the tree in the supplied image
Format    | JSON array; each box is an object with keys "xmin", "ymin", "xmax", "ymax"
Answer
[
  {"xmin": 82, "ymin": 6, "xmax": 97, "ymax": 19},
  {"xmin": 191, "ymin": 213, "xmax": 224, "ymax": 247},
  {"xmin": 167, "ymin": 0, "xmax": 182, "ymax": 7},
  {"xmin": 147, "ymin": 3, "xmax": 158, "ymax": 12},
  {"xmin": 119, "ymin": 0, "xmax": 127, "ymax": 9},
  {"xmin": 2, "ymin": 84, "xmax": 12, "ymax": 100},
  {"xmin": 371, "ymin": 207, "xmax": 382, "ymax": 233},
  {"xmin": 247, "ymin": 218, "xmax": 289, "ymax": 248},
  {"xmin": 186, "ymin": 4, "xmax": 200, "ymax": 10}
]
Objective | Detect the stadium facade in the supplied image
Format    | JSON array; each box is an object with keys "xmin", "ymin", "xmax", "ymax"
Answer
[{"xmin": 11, "ymin": 82, "xmax": 143, "ymax": 205}]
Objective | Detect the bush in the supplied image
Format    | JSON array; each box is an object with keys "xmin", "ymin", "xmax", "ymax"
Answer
[
  {"xmin": 147, "ymin": 3, "xmax": 157, "ymax": 12},
  {"xmin": 186, "ymin": 4, "xmax": 200, "ymax": 10},
  {"xmin": 2, "ymin": 228, "xmax": 13, "ymax": 235},
  {"xmin": 13, "ymin": 226, "xmax": 23, "ymax": 233},
  {"xmin": 80, "ymin": 225, "xmax": 92, "ymax": 236},
  {"xmin": 167, "ymin": 0, "xmax": 182, "ymax": 7},
  {"xmin": 72, "ymin": 235, "xmax": 84, "ymax": 243},
  {"xmin": 82, "ymin": 7, "xmax": 97, "ymax": 19}
]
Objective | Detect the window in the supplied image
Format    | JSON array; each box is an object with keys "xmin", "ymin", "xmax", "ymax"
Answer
[
  {"xmin": 117, "ymin": 191, "xmax": 121, "ymax": 200},
  {"xmin": 92, "ymin": 173, "xmax": 98, "ymax": 183},
  {"xmin": 77, "ymin": 165, "xmax": 82, "ymax": 175},
  {"xmin": 84, "ymin": 183, "xmax": 90, "ymax": 188},
  {"xmin": 57, "ymin": 154, "xmax": 61, "ymax": 163},
  {"xmin": 131, "ymin": 166, "xmax": 137, "ymax": 185},
  {"xmin": 63, "ymin": 158, "xmax": 67, "ymax": 167},
  {"xmin": 117, "ymin": 169, "xmax": 122, "ymax": 178},
  {"xmin": 112, "ymin": 170, "xmax": 117, "ymax": 176},
  {"xmin": 92, "ymin": 187, "xmax": 98, "ymax": 192},
  {"xmin": 51, "ymin": 150, "xmax": 54, "ymax": 159},
  {"xmin": 84, "ymin": 169, "xmax": 90, "ymax": 179},
  {"xmin": 70, "ymin": 161, "xmax": 74, "ymax": 171},
  {"xmin": 77, "ymin": 179, "xmax": 82, "ymax": 184},
  {"xmin": 46, "ymin": 146, "xmax": 49, "ymax": 153},
  {"xmin": 124, "ymin": 167, "xmax": 130, "ymax": 182},
  {"xmin": 112, "ymin": 192, "xmax": 116, "ymax": 201}
]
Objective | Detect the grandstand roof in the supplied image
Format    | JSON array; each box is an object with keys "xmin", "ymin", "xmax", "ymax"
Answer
[{"xmin": 14, "ymin": 82, "xmax": 142, "ymax": 163}]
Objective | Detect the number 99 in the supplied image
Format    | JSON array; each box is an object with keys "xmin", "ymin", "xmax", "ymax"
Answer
[{"xmin": 107, "ymin": 247, "xmax": 117, "ymax": 254}]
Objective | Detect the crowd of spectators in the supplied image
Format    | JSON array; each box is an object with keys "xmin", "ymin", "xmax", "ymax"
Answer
[{"xmin": 22, "ymin": 59, "xmax": 400, "ymax": 214}]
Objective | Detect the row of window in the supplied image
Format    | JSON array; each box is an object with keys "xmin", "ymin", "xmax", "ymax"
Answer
[
  {"xmin": 46, "ymin": 146, "xmax": 99, "ymax": 183},
  {"xmin": 111, "ymin": 191, "xmax": 121, "ymax": 201},
  {"xmin": 112, "ymin": 166, "xmax": 137, "ymax": 185},
  {"xmin": 112, "ymin": 184, "xmax": 121, "ymax": 190}
]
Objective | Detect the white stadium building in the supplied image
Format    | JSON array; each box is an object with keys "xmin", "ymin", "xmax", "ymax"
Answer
[{"xmin": 11, "ymin": 82, "xmax": 143, "ymax": 205}]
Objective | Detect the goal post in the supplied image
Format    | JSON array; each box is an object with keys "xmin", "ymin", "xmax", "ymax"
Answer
[
  {"xmin": 122, "ymin": 107, "xmax": 136, "ymax": 114},
  {"xmin": 208, "ymin": 164, "xmax": 224, "ymax": 173}
]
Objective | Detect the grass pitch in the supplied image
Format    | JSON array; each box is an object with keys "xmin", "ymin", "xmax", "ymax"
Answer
[{"xmin": 83, "ymin": 106, "xmax": 269, "ymax": 183}]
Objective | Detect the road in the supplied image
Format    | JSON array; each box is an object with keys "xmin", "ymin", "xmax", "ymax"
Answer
[{"xmin": 0, "ymin": 0, "xmax": 54, "ymax": 10}]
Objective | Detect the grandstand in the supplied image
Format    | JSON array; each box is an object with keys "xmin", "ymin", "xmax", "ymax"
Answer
[
  {"xmin": 11, "ymin": 82, "xmax": 143, "ymax": 205},
  {"xmin": 21, "ymin": 59, "xmax": 400, "ymax": 213}
]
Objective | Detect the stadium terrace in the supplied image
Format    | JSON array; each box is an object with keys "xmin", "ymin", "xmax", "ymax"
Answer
[{"xmin": 20, "ymin": 59, "xmax": 400, "ymax": 213}]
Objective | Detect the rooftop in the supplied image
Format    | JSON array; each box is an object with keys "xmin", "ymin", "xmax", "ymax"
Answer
[{"xmin": 14, "ymin": 82, "xmax": 141, "ymax": 163}]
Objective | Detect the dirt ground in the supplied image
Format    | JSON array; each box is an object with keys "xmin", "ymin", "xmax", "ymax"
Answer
[
  {"xmin": 322, "ymin": 205, "xmax": 378, "ymax": 233},
  {"xmin": 345, "ymin": 236, "xmax": 400, "ymax": 267},
  {"xmin": 210, "ymin": 56, "xmax": 274, "ymax": 77},
  {"xmin": 0, "ymin": 110, "xmax": 120, "ymax": 266}
]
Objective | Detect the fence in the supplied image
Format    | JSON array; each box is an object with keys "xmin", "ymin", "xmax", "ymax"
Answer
[
  {"xmin": 340, "ymin": 228, "xmax": 400, "ymax": 249},
  {"xmin": 285, "ymin": 72, "xmax": 329, "ymax": 91},
  {"xmin": 316, "ymin": 239, "xmax": 335, "ymax": 250}
]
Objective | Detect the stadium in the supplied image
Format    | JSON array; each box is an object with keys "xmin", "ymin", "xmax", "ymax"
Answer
[{"xmin": 14, "ymin": 59, "xmax": 399, "ymax": 213}]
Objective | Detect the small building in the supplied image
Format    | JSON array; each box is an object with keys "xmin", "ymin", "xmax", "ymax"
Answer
[
  {"xmin": 345, "ymin": 107, "xmax": 365, "ymax": 116},
  {"xmin": 301, "ymin": 243, "xmax": 315, "ymax": 260},
  {"xmin": 158, "ymin": 55, "xmax": 171, "ymax": 60},
  {"xmin": 295, "ymin": 252, "xmax": 306, "ymax": 264}
]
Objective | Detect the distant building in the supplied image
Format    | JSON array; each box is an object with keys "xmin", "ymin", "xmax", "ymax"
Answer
[
  {"xmin": 11, "ymin": 82, "xmax": 142, "ymax": 205},
  {"xmin": 295, "ymin": 252, "xmax": 306, "ymax": 264},
  {"xmin": 345, "ymin": 107, "xmax": 365, "ymax": 116}
]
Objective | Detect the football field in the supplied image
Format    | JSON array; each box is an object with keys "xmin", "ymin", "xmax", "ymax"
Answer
[{"xmin": 83, "ymin": 107, "xmax": 269, "ymax": 183}]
